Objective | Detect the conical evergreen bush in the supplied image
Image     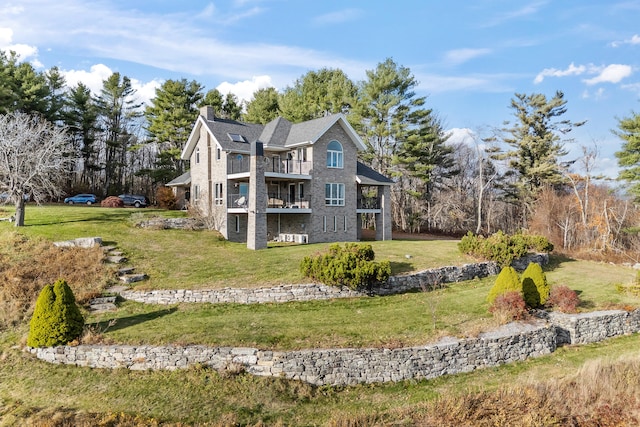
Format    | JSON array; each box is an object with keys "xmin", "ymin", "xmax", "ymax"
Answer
[
  {"xmin": 487, "ymin": 266, "xmax": 522, "ymax": 304},
  {"xmin": 27, "ymin": 279, "xmax": 84, "ymax": 347},
  {"xmin": 521, "ymin": 262, "xmax": 550, "ymax": 308}
]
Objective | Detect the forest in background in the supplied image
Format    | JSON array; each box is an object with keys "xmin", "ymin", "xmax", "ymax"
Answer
[{"xmin": 0, "ymin": 49, "xmax": 638, "ymax": 262}]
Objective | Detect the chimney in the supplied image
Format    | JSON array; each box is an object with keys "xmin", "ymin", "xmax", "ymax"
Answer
[{"xmin": 200, "ymin": 105, "xmax": 215, "ymax": 121}]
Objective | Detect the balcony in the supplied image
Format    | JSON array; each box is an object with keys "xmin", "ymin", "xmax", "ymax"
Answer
[
  {"xmin": 357, "ymin": 197, "xmax": 381, "ymax": 212},
  {"xmin": 227, "ymin": 193, "xmax": 312, "ymax": 213},
  {"xmin": 227, "ymin": 157, "xmax": 311, "ymax": 176}
]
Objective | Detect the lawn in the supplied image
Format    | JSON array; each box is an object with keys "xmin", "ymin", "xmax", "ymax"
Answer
[{"xmin": 1, "ymin": 203, "xmax": 640, "ymax": 425}]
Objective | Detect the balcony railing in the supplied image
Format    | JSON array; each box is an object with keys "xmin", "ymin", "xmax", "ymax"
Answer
[
  {"xmin": 227, "ymin": 157, "xmax": 311, "ymax": 175},
  {"xmin": 357, "ymin": 197, "xmax": 381, "ymax": 210},
  {"xmin": 227, "ymin": 193, "xmax": 311, "ymax": 210}
]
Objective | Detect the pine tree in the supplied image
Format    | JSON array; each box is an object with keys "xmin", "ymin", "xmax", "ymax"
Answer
[
  {"xmin": 614, "ymin": 111, "xmax": 640, "ymax": 201},
  {"xmin": 244, "ymin": 87, "xmax": 280, "ymax": 124},
  {"xmin": 27, "ymin": 279, "xmax": 84, "ymax": 348}
]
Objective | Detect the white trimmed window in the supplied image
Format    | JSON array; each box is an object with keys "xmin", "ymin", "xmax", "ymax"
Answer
[
  {"xmin": 326, "ymin": 140, "xmax": 343, "ymax": 168},
  {"xmin": 214, "ymin": 183, "xmax": 223, "ymax": 205},
  {"xmin": 323, "ymin": 216, "xmax": 327, "ymax": 232},
  {"xmin": 333, "ymin": 216, "xmax": 337, "ymax": 232},
  {"xmin": 325, "ymin": 183, "xmax": 345, "ymax": 206},
  {"xmin": 194, "ymin": 184, "xmax": 200, "ymax": 201},
  {"xmin": 195, "ymin": 147, "xmax": 200, "ymax": 164},
  {"xmin": 344, "ymin": 216, "xmax": 347, "ymax": 231}
]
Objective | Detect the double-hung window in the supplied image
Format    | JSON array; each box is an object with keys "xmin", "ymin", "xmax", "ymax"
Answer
[
  {"xmin": 326, "ymin": 140, "xmax": 343, "ymax": 168},
  {"xmin": 214, "ymin": 183, "xmax": 223, "ymax": 205},
  {"xmin": 325, "ymin": 183, "xmax": 345, "ymax": 206}
]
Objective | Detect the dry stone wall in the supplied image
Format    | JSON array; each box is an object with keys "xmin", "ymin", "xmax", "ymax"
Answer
[
  {"xmin": 119, "ymin": 255, "xmax": 548, "ymax": 305},
  {"xmin": 29, "ymin": 321, "xmax": 557, "ymax": 386}
]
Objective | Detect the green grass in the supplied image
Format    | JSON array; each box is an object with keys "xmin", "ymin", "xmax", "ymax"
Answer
[
  {"xmin": 3, "ymin": 204, "xmax": 473, "ymax": 290},
  {"xmin": 2, "ymin": 203, "xmax": 640, "ymax": 424},
  {"xmin": 1, "ymin": 330, "xmax": 639, "ymax": 425}
]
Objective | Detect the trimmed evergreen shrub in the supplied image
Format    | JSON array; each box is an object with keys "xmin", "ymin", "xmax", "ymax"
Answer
[
  {"xmin": 487, "ymin": 266, "xmax": 522, "ymax": 304},
  {"xmin": 521, "ymin": 262, "xmax": 550, "ymax": 308},
  {"xmin": 458, "ymin": 231, "xmax": 553, "ymax": 266},
  {"xmin": 300, "ymin": 243, "xmax": 390, "ymax": 290},
  {"xmin": 27, "ymin": 279, "xmax": 84, "ymax": 347}
]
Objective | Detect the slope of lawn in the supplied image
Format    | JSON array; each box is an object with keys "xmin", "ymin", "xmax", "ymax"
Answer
[{"xmin": 1, "ymin": 203, "xmax": 640, "ymax": 425}]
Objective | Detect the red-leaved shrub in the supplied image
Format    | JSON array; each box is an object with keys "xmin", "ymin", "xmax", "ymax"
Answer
[
  {"xmin": 100, "ymin": 196, "xmax": 124, "ymax": 208},
  {"xmin": 547, "ymin": 285, "xmax": 580, "ymax": 313},
  {"xmin": 489, "ymin": 290, "xmax": 528, "ymax": 324}
]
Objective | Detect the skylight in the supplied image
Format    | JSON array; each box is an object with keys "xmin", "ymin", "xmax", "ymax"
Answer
[{"xmin": 228, "ymin": 133, "xmax": 246, "ymax": 143}]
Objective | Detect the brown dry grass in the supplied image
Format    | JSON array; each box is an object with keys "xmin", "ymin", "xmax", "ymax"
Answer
[{"xmin": 0, "ymin": 231, "xmax": 113, "ymax": 329}]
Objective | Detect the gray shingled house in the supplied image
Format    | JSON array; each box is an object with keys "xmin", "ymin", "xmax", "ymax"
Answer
[{"xmin": 176, "ymin": 106, "xmax": 393, "ymax": 249}]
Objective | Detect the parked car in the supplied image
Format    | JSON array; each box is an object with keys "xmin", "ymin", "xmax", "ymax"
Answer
[
  {"xmin": 118, "ymin": 194, "xmax": 148, "ymax": 208},
  {"xmin": 64, "ymin": 194, "xmax": 98, "ymax": 205}
]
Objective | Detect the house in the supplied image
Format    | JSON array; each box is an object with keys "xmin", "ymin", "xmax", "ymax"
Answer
[{"xmin": 178, "ymin": 106, "xmax": 393, "ymax": 249}]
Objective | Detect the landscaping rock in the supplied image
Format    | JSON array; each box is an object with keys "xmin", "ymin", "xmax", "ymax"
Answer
[
  {"xmin": 53, "ymin": 237, "xmax": 102, "ymax": 248},
  {"xmin": 119, "ymin": 273, "xmax": 148, "ymax": 284}
]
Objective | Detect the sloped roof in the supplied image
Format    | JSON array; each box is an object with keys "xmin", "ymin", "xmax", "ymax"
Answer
[
  {"xmin": 356, "ymin": 162, "xmax": 394, "ymax": 186},
  {"xmin": 181, "ymin": 113, "xmax": 366, "ymax": 160},
  {"xmin": 166, "ymin": 170, "xmax": 191, "ymax": 187}
]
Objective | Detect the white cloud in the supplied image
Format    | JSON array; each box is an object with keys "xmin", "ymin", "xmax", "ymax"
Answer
[
  {"xmin": 446, "ymin": 128, "xmax": 476, "ymax": 145},
  {"xmin": 62, "ymin": 64, "xmax": 115, "ymax": 94},
  {"xmin": 312, "ymin": 9, "xmax": 362, "ymax": 26},
  {"xmin": 583, "ymin": 64, "xmax": 633, "ymax": 85},
  {"xmin": 611, "ymin": 34, "xmax": 640, "ymax": 47},
  {"xmin": 534, "ymin": 62, "xmax": 586, "ymax": 84},
  {"xmin": 444, "ymin": 48, "xmax": 492, "ymax": 66},
  {"xmin": 216, "ymin": 75, "xmax": 274, "ymax": 103},
  {"xmin": 0, "ymin": 26, "xmax": 39, "ymax": 63},
  {"xmin": 62, "ymin": 63, "xmax": 161, "ymax": 106}
]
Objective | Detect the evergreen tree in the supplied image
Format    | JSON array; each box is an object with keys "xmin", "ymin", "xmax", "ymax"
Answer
[
  {"xmin": 200, "ymin": 88, "xmax": 224, "ymax": 116},
  {"xmin": 244, "ymin": 87, "xmax": 279, "ymax": 124},
  {"xmin": 96, "ymin": 72, "xmax": 142, "ymax": 195},
  {"xmin": 279, "ymin": 68, "xmax": 356, "ymax": 122},
  {"xmin": 614, "ymin": 111, "xmax": 640, "ymax": 201},
  {"xmin": 64, "ymin": 83, "xmax": 100, "ymax": 190},
  {"xmin": 498, "ymin": 91, "xmax": 584, "ymax": 223},
  {"xmin": 222, "ymin": 92, "xmax": 242, "ymax": 120},
  {"xmin": 27, "ymin": 279, "xmax": 84, "ymax": 348},
  {"xmin": 145, "ymin": 78, "xmax": 203, "ymax": 182}
]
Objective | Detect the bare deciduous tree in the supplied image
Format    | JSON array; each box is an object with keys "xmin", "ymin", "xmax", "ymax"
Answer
[{"xmin": 0, "ymin": 112, "xmax": 72, "ymax": 226}]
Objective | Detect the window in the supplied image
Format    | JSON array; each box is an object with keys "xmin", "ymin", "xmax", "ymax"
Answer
[
  {"xmin": 194, "ymin": 184, "xmax": 200, "ymax": 200},
  {"xmin": 235, "ymin": 215, "xmax": 240, "ymax": 233},
  {"xmin": 298, "ymin": 183, "xmax": 304, "ymax": 200},
  {"xmin": 297, "ymin": 147, "xmax": 307, "ymax": 161},
  {"xmin": 326, "ymin": 140, "xmax": 343, "ymax": 168},
  {"xmin": 344, "ymin": 216, "xmax": 347, "ymax": 232},
  {"xmin": 214, "ymin": 183, "xmax": 223, "ymax": 205},
  {"xmin": 228, "ymin": 133, "xmax": 246, "ymax": 143},
  {"xmin": 333, "ymin": 216, "xmax": 337, "ymax": 232},
  {"xmin": 216, "ymin": 147, "xmax": 221, "ymax": 160},
  {"xmin": 195, "ymin": 147, "xmax": 200, "ymax": 164},
  {"xmin": 325, "ymin": 183, "xmax": 345, "ymax": 206},
  {"xmin": 323, "ymin": 216, "xmax": 327, "ymax": 232}
]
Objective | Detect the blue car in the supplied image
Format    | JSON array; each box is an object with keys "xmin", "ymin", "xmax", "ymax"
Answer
[{"xmin": 64, "ymin": 194, "xmax": 98, "ymax": 205}]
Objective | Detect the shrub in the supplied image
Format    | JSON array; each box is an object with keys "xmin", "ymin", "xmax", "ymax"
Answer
[
  {"xmin": 27, "ymin": 279, "xmax": 84, "ymax": 347},
  {"xmin": 300, "ymin": 243, "xmax": 390, "ymax": 290},
  {"xmin": 156, "ymin": 186, "xmax": 177, "ymax": 210},
  {"xmin": 458, "ymin": 231, "xmax": 553, "ymax": 266},
  {"xmin": 521, "ymin": 262, "xmax": 550, "ymax": 308},
  {"xmin": 487, "ymin": 266, "xmax": 522, "ymax": 305},
  {"xmin": 100, "ymin": 196, "xmax": 123, "ymax": 208},
  {"xmin": 489, "ymin": 291, "xmax": 528, "ymax": 324},
  {"xmin": 547, "ymin": 285, "xmax": 580, "ymax": 313}
]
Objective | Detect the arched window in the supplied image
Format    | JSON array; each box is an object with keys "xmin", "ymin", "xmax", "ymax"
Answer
[{"xmin": 326, "ymin": 140, "xmax": 343, "ymax": 168}]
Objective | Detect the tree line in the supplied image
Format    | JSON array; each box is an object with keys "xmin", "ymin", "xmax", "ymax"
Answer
[{"xmin": 0, "ymin": 49, "xmax": 638, "ymax": 260}]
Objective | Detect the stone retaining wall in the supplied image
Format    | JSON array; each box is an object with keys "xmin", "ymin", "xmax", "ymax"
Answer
[
  {"xmin": 29, "ymin": 309, "xmax": 640, "ymax": 386},
  {"xmin": 120, "ymin": 256, "xmax": 548, "ymax": 305},
  {"xmin": 539, "ymin": 309, "xmax": 640, "ymax": 345},
  {"xmin": 29, "ymin": 321, "xmax": 556, "ymax": 386}
]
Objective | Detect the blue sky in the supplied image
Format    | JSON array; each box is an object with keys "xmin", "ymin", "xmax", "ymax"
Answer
[{"xmin": 1, "ymin": 0, "xmax": 639, "ymax": 179}]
